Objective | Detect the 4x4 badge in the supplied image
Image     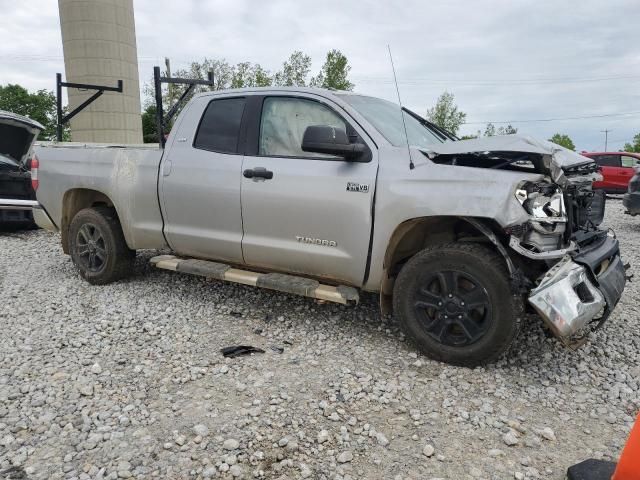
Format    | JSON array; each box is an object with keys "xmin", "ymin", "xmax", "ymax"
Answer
[{"xmin": 346, "ymin": 182, "xmax": 369, "ymax": 193}]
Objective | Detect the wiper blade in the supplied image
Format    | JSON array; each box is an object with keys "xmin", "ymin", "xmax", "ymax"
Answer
[{"xmin": 402, "ymin": 107, "xmax": 459, "ymax": 141}]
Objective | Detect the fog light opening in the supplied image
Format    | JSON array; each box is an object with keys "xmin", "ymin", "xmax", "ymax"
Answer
[{"xmin": 574, "ymin": 282, "xmax": 594, "ymax": 303}]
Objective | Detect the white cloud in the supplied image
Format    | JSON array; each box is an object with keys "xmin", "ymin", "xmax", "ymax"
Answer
[{"xmin": 1, "ymin": 0, "xmax": 638, "ymax": 150}]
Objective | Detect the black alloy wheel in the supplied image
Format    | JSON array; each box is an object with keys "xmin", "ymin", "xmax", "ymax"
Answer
[
  {"xmin": 393, "ymin": 242, "xmax": 522, "ymax": 367},
  {"xmin": 414, "ymin": 270, "xmax": 492, "ymax": 347}
]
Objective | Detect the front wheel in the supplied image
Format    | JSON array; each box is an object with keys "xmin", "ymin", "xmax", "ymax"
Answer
[
  {"xmin": 393, "ymin": 243, "xmax": 522, "ymax": 367},
  {"xmin": 68, "ymin": 207, "xmax": 135, "ymax": 285}
]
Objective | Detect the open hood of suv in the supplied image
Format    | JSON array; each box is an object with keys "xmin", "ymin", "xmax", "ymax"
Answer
[
  {"xmin": 423, "ymin": 134, "xmax": 596, "ymax": 185},
  {"xmin": 0, "ymin": 110, "xmax": 44, "ymax": 166}
]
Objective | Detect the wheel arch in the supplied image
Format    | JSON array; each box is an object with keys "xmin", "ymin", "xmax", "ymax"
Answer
[
  {"xmin": 60, "ymin": 188, "xmax": 121, "ymax": 254},
  {"xmin": 379, "ymin": 216, "xmax": 516, "ymax": 315}
]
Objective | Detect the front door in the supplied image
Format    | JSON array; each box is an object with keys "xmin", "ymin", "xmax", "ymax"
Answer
[
  {"xmin": 240, "ymin": 94, "xmax": 377, "ymax": 286},
  {"xmin": 159, "ymin": 95, "xmax": 247, "ymax": 263}
]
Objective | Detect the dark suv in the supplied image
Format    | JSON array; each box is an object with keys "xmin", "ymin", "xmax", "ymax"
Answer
[
  {"xmin": 0, "ymin": 111, "xmax": 43, "ymax": 227},
  {"xmin": 623, "ymin": 166, "xmax": 640, "ymax": 215}
]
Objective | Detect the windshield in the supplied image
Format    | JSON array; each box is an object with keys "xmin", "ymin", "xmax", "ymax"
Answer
[{"xmin": 338, "ymin": 94, "xmax": 450, "ymax": 148}]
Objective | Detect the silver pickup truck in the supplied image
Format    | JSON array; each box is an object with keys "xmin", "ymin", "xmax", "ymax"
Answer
[{"xmin": 5, "ymin": 87, "xmax": 627, "ymax": 366}]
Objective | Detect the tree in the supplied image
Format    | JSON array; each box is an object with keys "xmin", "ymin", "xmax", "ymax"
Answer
[
  {"xmin": 141, "ymin": 105, "xmax": 158, "ymax": 143},
  {"xmin": 484, "ymin": 123, "xmax": 496, "ymax": 137},
  {"xmin": 500, "ymin": 124, "xmax": 518, "ymax": 135},
  {"xmin": 548, "ymin": 133, "xmax": 575, "ymax": 151},
  {"xmin": 310, "ymin": 49, "xmax": 354, "ymax": 90},
  {"xmin": 623, "ymin": 133, "xmax": 640, "ymax": 153},
  {"xmin": 426, "ymin": 92, "xmax": 466, "ymax": 136},
  {"xmin": 0, "ymin": 84, "xmax": 69, "ymax": 140},
  {"xmin": 484, "ymin": 123, "xmax": 518, "ymax": 136},
  {"xmin": 231, "ymin": 62, "xmax": 273, "ymax": 88},
  {"xmin": 273, "ymin": 51, "xmax": 312, "ymax": 87}
]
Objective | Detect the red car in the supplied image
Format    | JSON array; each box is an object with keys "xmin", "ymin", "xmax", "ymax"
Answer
[{"xmin": 581, "ymin": 151, "xmax": 640, "ymax": 193}]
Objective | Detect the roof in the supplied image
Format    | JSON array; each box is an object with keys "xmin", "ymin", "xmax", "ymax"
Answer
[
  {"xmin": 192, "ymin": 86, "xmax": 360, "ymax": 100},
  {"xmin": 582, "ymin": 151, "xmax": 640, "ymax": 157},
  {"xmin": 0, "ymin": 110, "xmax": 44, "ymax": 131}
]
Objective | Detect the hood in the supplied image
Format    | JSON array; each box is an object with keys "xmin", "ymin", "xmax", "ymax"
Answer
[
  {"xmin": 422, "ymin": 134, "xmax": 596, "ymax": 186},
  {"xmin": 0, "ymin": 110, "xmax": 44, "ymax": 167}
]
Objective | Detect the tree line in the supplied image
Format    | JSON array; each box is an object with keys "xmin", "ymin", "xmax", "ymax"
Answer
[
  {"xmin": 142, "ymin": 49, "xmax": 353, "ymax": 142},
  {"xmin": 2, "ymin": 53, "xmax": 638, "ymax": 153}
]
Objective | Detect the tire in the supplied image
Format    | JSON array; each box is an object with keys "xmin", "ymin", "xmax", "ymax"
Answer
[
  {"xmin": 393, "ymin": 242, "xmax": 522, "ymax": 367},
  {"xmin": 68, "ymin": 207, "xmax": 135, "ymax": 285}
]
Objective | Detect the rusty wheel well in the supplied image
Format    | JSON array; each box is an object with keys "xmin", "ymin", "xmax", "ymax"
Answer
[
  {"xmin": 60, "ymin": 189, "xmax": 116, "ymax": 253},
  {"xmin": 379, "ymin": 216, "xmax": 511, "ymax": 315}
]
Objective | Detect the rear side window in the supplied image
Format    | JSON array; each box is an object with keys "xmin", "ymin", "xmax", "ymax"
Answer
[
  {"xmin": 194, "ymin": 97, "xmax": 246, "ymax": 154},
  {"xmin": 621, "ymin": 155, "xmax": 639, "ymax": 168},
  {"xmin": 593, "ymin": 155, "xmax": 620, "ymax": 167}
]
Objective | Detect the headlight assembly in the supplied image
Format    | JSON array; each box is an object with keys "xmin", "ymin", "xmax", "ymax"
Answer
[
  {"xmin": 515, "ymin": 182, "xmax": 567, "ymax": 226},
  {"xmin": 511, "ymin": 181, "xmax": 568, "ymax": 253}
]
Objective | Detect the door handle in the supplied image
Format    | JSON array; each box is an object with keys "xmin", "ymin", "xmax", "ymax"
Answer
[{"xmin": 243, "ymin": 167, "xmax": 273, "ymax": 180}]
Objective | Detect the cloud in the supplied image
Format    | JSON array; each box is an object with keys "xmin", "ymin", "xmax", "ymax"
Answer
[{"xmin": 1, "ymin": 0, "xmax": 638, "ymax": 150}]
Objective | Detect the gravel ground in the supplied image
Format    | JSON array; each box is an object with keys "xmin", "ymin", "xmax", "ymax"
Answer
[{"xmin": 1, "ymin": 199, "xmax": 638, "ymax": 480}]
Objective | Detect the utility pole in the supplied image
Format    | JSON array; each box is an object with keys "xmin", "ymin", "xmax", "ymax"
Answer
[
  {"xmin": 165, "ymin": 57, "xmax": 174, "ymax": 105},
  {"xmin": 601, "ymin": 129, "xmax": 612, "ymax": 151}
]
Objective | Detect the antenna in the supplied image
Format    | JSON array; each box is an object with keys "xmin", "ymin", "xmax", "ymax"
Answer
[{"xmin": 387, "ymin": 45, "xmax": 414, "ymax": 170}]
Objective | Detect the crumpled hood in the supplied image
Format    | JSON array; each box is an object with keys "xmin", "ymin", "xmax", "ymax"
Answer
[
  {"xmin": 423, "ymin": 134, "xmax": 595, "ymax": 185},
  {"xmin": 0, "ymin": 110, "xmax": 44, "ymax": 166}
]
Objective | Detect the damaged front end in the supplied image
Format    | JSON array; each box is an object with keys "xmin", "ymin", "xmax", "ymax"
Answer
[
  {"xmin": 509, "ymin": 170, "xmax": 626, "ymax": 339},
  {"xmin": 425, "ymin": 135, "xmax": 628, "ymax": 341}
]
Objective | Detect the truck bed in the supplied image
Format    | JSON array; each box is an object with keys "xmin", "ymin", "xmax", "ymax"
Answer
[{"xmin": 34, "ymin": 142, "xmax": 167, "ymax": 249}]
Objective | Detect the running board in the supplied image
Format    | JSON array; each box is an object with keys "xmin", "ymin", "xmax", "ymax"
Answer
[{"xmin": 150, "ymin": 255, "xmax": 359, "ymax": 306}]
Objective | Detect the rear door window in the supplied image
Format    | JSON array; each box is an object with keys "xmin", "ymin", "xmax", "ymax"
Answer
[
  {"xmin": 621, "ymin": 155, "xmax": 639, "ymax": 168},
  {"xmin": 194, "ymin": 97, "xmax": 246, "ymax": 154},
  {"xmin": 593, "ymin": 155, "xmax": 621, "ymax": 167}
]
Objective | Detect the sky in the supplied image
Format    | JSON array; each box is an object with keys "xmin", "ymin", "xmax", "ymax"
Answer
[{"xmin": 1, "ymin": 0, "xmax": 639, "ymax": 151}]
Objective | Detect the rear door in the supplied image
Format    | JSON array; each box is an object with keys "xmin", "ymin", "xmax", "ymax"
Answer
[
  {"xmin": 159, "ymin": 95, "xmax": 247, "ymax": 263},
  {"xmin": 593, "ymin": 154, "xmax": 622, "ymax": 192},
  {"xmin": 240, "ymin": 93, "xmax": 377, "ymax": 286},
  {"xmin": 620, "ymin": 155, "xmax": 640, "ymax": 189}
]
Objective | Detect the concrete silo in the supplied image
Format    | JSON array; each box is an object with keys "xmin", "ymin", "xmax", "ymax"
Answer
[{"xmin": 58, "ymin": 0, "xmax": 143, "ymax": 144}]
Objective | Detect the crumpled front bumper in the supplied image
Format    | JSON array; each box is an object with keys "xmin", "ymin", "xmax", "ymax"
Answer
[{"xmin": 528, "ymin": 236, "xmax": 626, "ymax": 338}]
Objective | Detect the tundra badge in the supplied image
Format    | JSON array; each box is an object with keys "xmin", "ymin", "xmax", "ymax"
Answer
[
  {"xmin": 346, "ymin": 182, "xmax": 369, "ymax": 193},
  {"xmin": 295, "ymin": 236, "xmax": 337, "ymax": 247}
]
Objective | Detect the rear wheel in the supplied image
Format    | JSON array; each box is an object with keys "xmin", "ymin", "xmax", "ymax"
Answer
[
  {"xmin": 68, "ymin": 207, "xmax": 135, "ymax": 285},
  {"xmin": 393, "ymin": 242, "xmax": 521, "ymax": 367}
]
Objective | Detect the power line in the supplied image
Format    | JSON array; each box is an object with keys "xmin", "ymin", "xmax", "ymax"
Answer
[
  {"xmin": 3, "ymin": 53, "xmax": 640, "ymax": 85},
  {"xmin": 352, "ymin": 74, "xmax": 640, "ymax": 86},
  {"xmin": 463, "ymin": 111, "xmax": 640, "ymax": 125}
]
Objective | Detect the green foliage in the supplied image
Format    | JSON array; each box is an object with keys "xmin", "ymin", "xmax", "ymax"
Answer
[
  {"xmin": 548, "ymin": 133, "xmax": 575, "ymax": 151},
  {"xmin": 426, "ymin": 92, "xmax": 466, "ymax": 136},
  {"xmin": 623, "ymin": 133, "xmax": 640, "ymax": 153},
  {"xmin": 310, "ymin": 50, "xmax": 354, "ymax": 91},
  {"xmin": 0, "ymin": 84, "xmax": 69, "ymax": 141},
  {"xmin": 141, "ymin": 105, "xmax": 158, "ymax": 143},
  {"xmin": 484, "ymin": 123, "xmax": 518, "ymax": 136},
  {"xmin": 273, "ymin": 51, "xmax": 312, "ymax": 87},
  {"xmin": 142, "ymin": 50, "xmax": 355, "ymax": 125}
]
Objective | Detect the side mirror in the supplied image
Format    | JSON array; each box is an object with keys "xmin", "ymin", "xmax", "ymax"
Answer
[{"xmin": 301, "ymin": 125, "xmax": 366, "ymax": 160}]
